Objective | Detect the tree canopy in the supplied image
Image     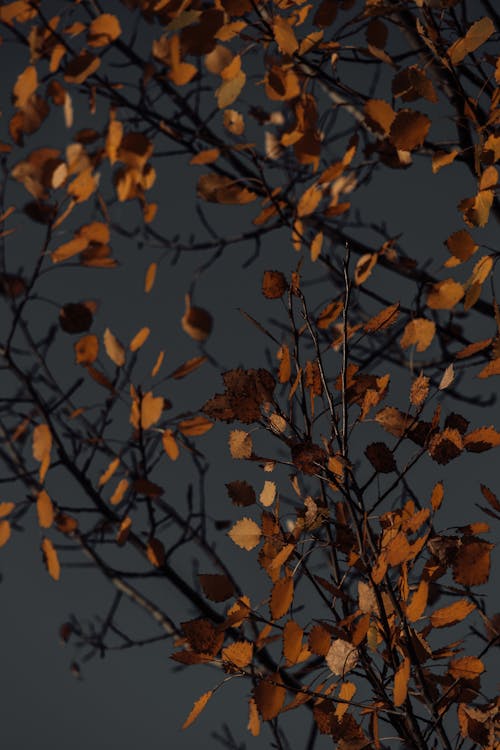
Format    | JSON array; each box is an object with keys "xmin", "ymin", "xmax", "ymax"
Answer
[{"xmin": 0, "ymin": 1, "xmax": 499, "ymax": 748}]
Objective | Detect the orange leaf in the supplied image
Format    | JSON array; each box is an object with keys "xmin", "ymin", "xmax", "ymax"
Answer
[
  {"xmin": 171, "ymin": 355, "xmax": 207, "ymax": 380},
  {"xmin": 103, "ymin": 328, "xmax": 126, "ymax": 367},
  {"xmin": 400, "ymin": 318, "xmax": 435, "ymax": 352},
  {"xmin": 273, "ymin": 16, "xmax": 298, "ymax": 55},
  {"xmin": 283, "ymin": 620, "xmax": 303, "ymax": 666},
  {"xmin": 336, "ymin": 681, "xmax": 356, "ymax": 720},
  {"xmin": 88, "ymin": 13, "xmax": 122, "ymax": 47},
  {"xmin": 36, "ymin": 490, "xmax": 54, "ymax": 528},
  {"xmin": 110, "ymin": 478, "xmax": 129, "ymax": 506},
  {"xmin": 430, "ymin": 599, "xmax": 475, "ymax": 628},
  {"xmin": 259, "ymin": 480, "xmax": 276, "ymax": 507},
  {"xmin": 162, "ymin": 429, "xmax": 179, "ymax": 460},
  {"xmin": 270, "ymin": 575, "xmax": 294, "ymax": 620},
  {"xmin": 253, "ymin": 674, "xmax": 286, "ymax": 720},
  {"xmin": 393, "ymin": 657, "xmax": 410, "ymax": 707},
  {"xmin": 0, "ymin": 520, "xmax": 11, "ymax": 548},
  {"xmin": 144, "ymin": 261, "xmax": 157, "ymax": 293},
  {"xmin": 74, "ymin": 334, "xmax": 98, "ymax": 365},
  {"xmin": 129, "ymin": 326, "xmax": 150, "ymax": 352},
  {"xmin": 98, "ymin": 457, "xmax": 120, "ymax": 487},
  {"xmin": 222, "ymin": 640, "xmax": 253, "ymax": 668},
  {"xmin": 0, "ymin": 502, "xmax": 15, "ymax": 518},
  {"xmin": 146, "ymin": 538, "xmax": 165, "ymax": 568},
  {"xmin": 364, "ymin": 302, "xmax": 400, "ymax": 332},
  {"xmin": 178, "ymin": 416, "xmax": 213, "ymax": 436},
  {"xmin": 449, "ymin": 656, "xmax": 484, "ymax": 680},
  {"xmin": 182, "ymin": 690, "xmax": 213, "ymax": 730},
  {"xmin": 41, "ymin": 537, "xmax": 60, "ymax": 581}
]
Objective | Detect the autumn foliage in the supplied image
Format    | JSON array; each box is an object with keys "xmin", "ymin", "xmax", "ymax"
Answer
[{"xmin": 0, "ymin": 0, "xmax": 499, "ymax": 748}]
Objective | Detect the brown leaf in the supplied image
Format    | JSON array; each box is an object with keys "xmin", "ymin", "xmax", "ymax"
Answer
[
  {"xmin": 74, "ymin": 334, "xmax": 98, "ymax": 365},
  {"xmin": 365, "ymin": 442, "xmax": 396, "ymax": 473},
  {"xmin": 453, "ymin": 539, "xmax": 492, "ymax": 586},
  {"xmin": 181, "ymin": 297, "xmax": 213, "ymax": 341},
  {"xmin": 223, "ymin": 109, "xmax": 244, "ymax": 135},
  {"xmin": 146, "ymin": 538, "xmax": 165, "ymax": 568},
  {"xmin": 270, "ymin": 575, "xmax": 294, "ymax": 620},
  {"xmin": 64, "ymin": 51, "xmax": 101, "ymax": 85},
  {"xmin": 253, "ymin": 674, "xmax": 286, "ymax": 720},
  {"xmin": 410, "ymin": 372, "xmax": 430, "ymax": 407},
  {"xmin": 197, "ymin": 173, "xmax": 256, "ymax": 204},
  {"xmin": 389, "ymin": 110, "xmax": 431, "ymax": 151},
  {"xmin": 59, "ymin": 303, "xmax": 93, "ymax": 334},
  {"xmin": 226, "ymin": 480, "xmax": 256, "ymax": 507},
  {"xmin": 199, "ymin": 573, "xmax": 235, "ymax": 602},
  {"xmin": 464, "ymin": 426, "xmax": 500, "ymax": 453},
  {"xmin": 448, "ymin": 17, "xmax": 495, "ymax": 65},
  {"xmin": 283, "ymin": 620, "xmax": 303, "ymax": 666},
  {"xmin": 262, "ymin": 270, "xmax": 287, "ymax": 299},
  {"xmin": 171, "ymin": 355, "xmax": 207, "ymax": 380}
]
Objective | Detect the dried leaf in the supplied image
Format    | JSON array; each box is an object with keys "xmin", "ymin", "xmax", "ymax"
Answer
[
  {"xmin": 262, "ymin": 270, "xmax": 287, "ymax": 299},
  {"xmin": 228, "ymin": 517, "xmax": 261, "ymax": 551},
  {"xmin": 400, "ymin": 318, "xmax": 435, "ymax": 352},
  {"xmin": 326, "ymin": 639, "xmax": 358, "ymax": 676},
  {"xmin": 259, "ymin": 480, "xmax": 276, "ymax": 507},
  {"xmin": 229, "ymin": 430, "xmax": 253, "ymax": 459},
  {"xmin": 178, "ymin": 416, "xmax": 213, "ymax": 436},
  {"xmin": 199, "ymin": 573, "xmax": 235, "ymax": 602}
]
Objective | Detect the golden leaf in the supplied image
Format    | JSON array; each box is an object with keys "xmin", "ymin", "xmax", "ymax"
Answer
[
  {"xmin": 400, "ymin": 318, "xmax": 435, "ymax": 352},
  {"xmin": 88, "ymin": 14, "xmax": 122, "ymax": 47}
]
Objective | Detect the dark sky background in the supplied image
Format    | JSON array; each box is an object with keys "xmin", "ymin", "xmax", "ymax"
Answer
[{"xmin": 1, "ymin": 3, "xmax": 499, "ymax": 748}]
